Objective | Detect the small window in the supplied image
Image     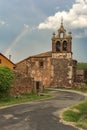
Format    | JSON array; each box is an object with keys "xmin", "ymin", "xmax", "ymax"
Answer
[
  {"xmin": 40, "ymin": 61, "xmax": 44, "ymax": 68},
  {"xmin": 0, "ymin": 59, "xmax": 1, "ymax": 64}
]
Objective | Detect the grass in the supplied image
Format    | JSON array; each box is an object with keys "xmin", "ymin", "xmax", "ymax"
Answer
[
  {"xmin": 49, "ymin": 85, "xmax": 87, "ymax": 93},
  {"xmin": 63, "ymin": 101, "xmax": 87, "ymax": 130},
  {"xmin": 0, "ymin": 92, "xmax": 52, "ymax": 107},
  {"xmin": 77, "ymin": 63, "xmax": 87, "ymax": 70},
  {"xmin": 48, "ymin": 86, "xmax": 87, "ymax": 129},
  {"xmin": 65, "ymin": 85, "xmax": 87, "ymax": 93},
  {"xmin": 74, "ymin": 87, "xmax": 87, "ymax": 93}
]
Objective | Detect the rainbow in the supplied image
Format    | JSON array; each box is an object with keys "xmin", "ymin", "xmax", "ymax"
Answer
[{"xmin": 4, "ymin": 27, "xmax": 29, "ymax": 56}]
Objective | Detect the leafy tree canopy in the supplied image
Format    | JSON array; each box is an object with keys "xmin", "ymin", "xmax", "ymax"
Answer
[{"xmin": 0, "ymin": 66, "xmax": 15, "ymax": 96}]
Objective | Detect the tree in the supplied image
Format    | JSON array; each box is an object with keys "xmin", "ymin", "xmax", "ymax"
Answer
[{"xmin": 0, "ymin": 66, "xmax": 15, "ymax": 97}]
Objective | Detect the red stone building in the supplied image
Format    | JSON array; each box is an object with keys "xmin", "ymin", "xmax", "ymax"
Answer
[{"xmin": 15, "ymin": 20, "xmax": 77, "ymax": 89}]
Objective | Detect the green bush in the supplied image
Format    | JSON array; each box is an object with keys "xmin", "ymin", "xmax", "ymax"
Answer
[{"xmin": 0, "ymin": 66, "xmax": 15, "ymax": 98}]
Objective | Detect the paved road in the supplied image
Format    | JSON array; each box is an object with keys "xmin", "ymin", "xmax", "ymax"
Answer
[{"xmin": 0, "ymin": 90, "xmax": 85, "ymax": 130}]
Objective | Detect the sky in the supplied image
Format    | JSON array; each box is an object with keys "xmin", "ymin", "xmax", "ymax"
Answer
[{"xmin": 0, "ymin": 0, "xmax": 87, "ymax": 63}]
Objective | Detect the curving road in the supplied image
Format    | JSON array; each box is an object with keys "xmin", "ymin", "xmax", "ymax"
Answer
[{"xmin": 0, "ymin": 90, "xmax": 85, "ymax": 130}]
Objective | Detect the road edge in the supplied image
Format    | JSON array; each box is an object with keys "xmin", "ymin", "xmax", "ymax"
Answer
[{"xmin": 58, "ymin": 89, "xmax": 87, "ymax": 130}]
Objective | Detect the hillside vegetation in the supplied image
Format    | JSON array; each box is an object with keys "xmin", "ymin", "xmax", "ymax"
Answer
[{"xmin": 77, "ymin": 63, "xmax": 87, "ymax": 70}]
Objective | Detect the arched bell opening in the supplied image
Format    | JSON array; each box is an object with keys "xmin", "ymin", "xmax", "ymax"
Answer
[
  {"xmin": 63, "ymin": 41, "xmax": 67, "ymax": 51},
  {"xmin": 56, "ymin": 41, "xmax": 61, "ymax": 52}
]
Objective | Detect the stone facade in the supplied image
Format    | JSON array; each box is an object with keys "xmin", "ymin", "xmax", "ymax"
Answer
[
  {"xmin": 27, "ymin": 57, "xmax": 52, "ymax": 87},
  {"xmin": 51, "ymin": 59, "xmax": 73, "ymax": 87},
  {"xmin": 11, "ymin": 72, "xmax": 43, "ymax": 96},
  {"xmin": 51, "ymin": 19, "xmax": 77, "ymax": 87},
  {"xmin": 76, "ymin": 70, "xmax": 87, "ymax": 83},
  {"xmin": 16, "ymin": 52, "xmax": 52, "ymax": 88},
  {"xmin": 15, "ymin": 20, "xmax": 77, "ymax": 92}
]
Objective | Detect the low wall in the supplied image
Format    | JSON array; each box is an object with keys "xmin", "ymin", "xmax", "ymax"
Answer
[{"xmin": 10, "ymin": 72, "xmax": 43, "ymax": 96}]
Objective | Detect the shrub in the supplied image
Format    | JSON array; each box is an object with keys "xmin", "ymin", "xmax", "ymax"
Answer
[{"xmin": 0, "ymin": 66, "xmax": 15, "ymax": 98}]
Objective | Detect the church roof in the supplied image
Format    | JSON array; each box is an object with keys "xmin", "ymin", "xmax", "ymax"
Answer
[
  {"xmin": 31, "ymin": 51, "xmax": 52, "ymax": 58},
  {"xmin": 16, "ymin": 51, "xmax": 52, "ymax": 64}
]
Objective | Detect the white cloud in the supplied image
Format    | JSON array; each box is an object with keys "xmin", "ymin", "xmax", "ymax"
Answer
[
  {"xmin": 24, "ymin": 24, "xmax": 29, "ymax": 29},
  {"xmin": 0, "ymin": 20, "xmax": 6, "ymax": 26},
  {"xmin": 24, "ymin": 24, "xmax": 37, "ymax": 32},
  {"xmin": 76, "ymin": 0, "xmax": 87, "ymax": 4},
  {"xmin": 38, "ymin": 0, "xmax": 87, "ymax": 30}
]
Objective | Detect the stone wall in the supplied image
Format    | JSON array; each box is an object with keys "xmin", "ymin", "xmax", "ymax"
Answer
[
  {"xmin": 11, "ymin": 72, "xmax": 44, "ymax": 96},
  {"xmin": 15, "ymin": 60, "xmax": 27, "ymax": 75},
  {"xmin": 51, "ymin": 59, "xmax": 73, "ymax": 87},
  {"xmin": 15, "ymin": 54, "xmax": 77, "ymax": 89},
  {"xmin": 26, "ymin": 57, "xmax": 52, "ymax": 87},
  {"xmin": 16, "ymin": 57, "xmax": 52, "ymax": 88},
  {"xmin": 14, "ymin": 56, "xmax": 52, "ymax": 95},
  {"xmin": 72, "ymin": 60, "xmax": 77, "ymax": 82},
  {"xmin": 10, "ymin": 72, "xmax": 34, "ymax": 96},
  {"xmin": 76, "ymin": 70, "xmax": 87, "ymax": 83}
]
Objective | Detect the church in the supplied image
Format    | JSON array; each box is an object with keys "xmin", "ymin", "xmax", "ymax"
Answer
[{"xmin": 15, "ymin": 20, "xmax": 77, "ymax": 90}]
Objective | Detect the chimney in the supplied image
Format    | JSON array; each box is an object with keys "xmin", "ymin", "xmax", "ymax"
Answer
[{"xmin": 9, "ymin": 55, "xmax": 11, "ymax": 61}]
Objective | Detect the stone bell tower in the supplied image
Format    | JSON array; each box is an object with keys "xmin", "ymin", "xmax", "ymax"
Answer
[
  {"xmin": 52, "ymin": 18, "xmax": 72, "ymax": 59},
  {"xmin": 51, "ymin": 18, "xmax": 75, "ymax": 88}
]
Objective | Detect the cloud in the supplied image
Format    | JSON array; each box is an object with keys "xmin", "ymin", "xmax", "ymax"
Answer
[
  {"xmin": 0, "ymin": 20, "xmax": 6, "ymax": 26},
  {"xmin": 24, "ymin": 24, "xmax": 29, "ymax": 29},
  {"xmin": 76, "ymin": 0, "xmax": 87, "ymax": 3},
  {"xmin": 38, "ymin": 0, "xmax": 87, "ymax": 30}
]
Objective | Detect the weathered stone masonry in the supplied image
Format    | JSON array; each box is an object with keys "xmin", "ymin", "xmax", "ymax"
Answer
[
  {"xmin": 51, "ymin": 59, "xmax": 72, "ymax": 87},
  {"xmin": 14, "ymin": 20, "xmax": 77, "ymax": 93},
  {"xmin": 15, "ymin": 52, "xmax": 52, "ymax": 88},
  {"xmin": 51, "ymin": 19, "xmax": 77, "ymax": 87}
]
